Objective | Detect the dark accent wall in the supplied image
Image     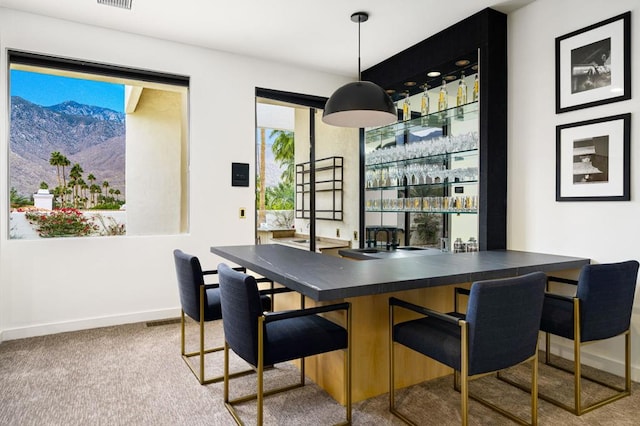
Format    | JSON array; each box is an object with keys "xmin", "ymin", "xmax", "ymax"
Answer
[{"xmin": 360, "ymin": 8, "xmax": 507, "ymax": 251}]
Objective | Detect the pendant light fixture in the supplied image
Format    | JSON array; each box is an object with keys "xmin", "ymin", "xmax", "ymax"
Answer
[{"xmin": 322, "ymin": 12, "xmax": 397, "ymax": 128}]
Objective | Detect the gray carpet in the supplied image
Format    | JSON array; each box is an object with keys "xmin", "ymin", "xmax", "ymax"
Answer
[{"xmin": 0, "ymin": 320, "xmax": 637, "ymax": 425}]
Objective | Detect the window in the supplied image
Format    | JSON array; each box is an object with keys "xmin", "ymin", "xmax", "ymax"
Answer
[{"xmin": 8, "ymin": 51, "xmax": 189, "ymax": 239}]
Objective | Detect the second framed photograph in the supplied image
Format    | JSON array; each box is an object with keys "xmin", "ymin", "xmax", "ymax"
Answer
[
  {"xmin": 556, "ymin": 113, "xmax": 630, "ymax": 201},
  {"xmin": 556, "ymin": 11, "xmax": 631, "ymax": 113}
]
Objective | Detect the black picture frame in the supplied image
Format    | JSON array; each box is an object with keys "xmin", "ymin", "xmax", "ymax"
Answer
[
  {"xmin": 556, "ymin": 12, "xmax": 631, "ymax": 113},
  {"xmin": 556, "ymin": 113, "xmax": 630, "ymax": 201}
]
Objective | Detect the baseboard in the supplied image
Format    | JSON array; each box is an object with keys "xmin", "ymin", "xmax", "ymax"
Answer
[
  {"xmin": 0, "ymin": 307, "xmax": 181, "ymax": 342},
  {"xmin": 540, "ymin": 335, "xmax": 640, "ymax": 383}
]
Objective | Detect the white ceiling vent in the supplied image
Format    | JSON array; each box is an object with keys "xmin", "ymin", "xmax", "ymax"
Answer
[{"xmin": 97, "ymin": 0, "xmax": 132, "ymax": 10}]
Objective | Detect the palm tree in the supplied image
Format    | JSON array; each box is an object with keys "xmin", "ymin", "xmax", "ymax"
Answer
[
  {"xmin": 89, "ymin": 184, "xmax": 101, "ymax": 206},
  {"xmin": 270, "ymin": 130, "xmax": 295, "ymax": 185},
  {"xmin": 49, "ymin": 152, "xmax": 63, "ymax": 187},
  {"xmin": 68, "ymin": 178, "xmax": 77, "ymax": 206},
  {"xmin": 102, "ymin": 181, "xmax": 109, "ymax": 202},
  {"xmin": 49, "ymin": 152, "xmax": 64, "ymax": 205},
  {"xmin": 87, "ymin": 173, "xmax": 96, "ymax": 189},
  {"xmin": 87, "ymin": 174, "xmax": 97, "ymax": 206},
  {"xmin": 266, "ymin": 181, "xmax": 294, "ymax": 210},
  {"xmin": 78, "ymin": 179, "xmax": 87, "ymax": 208},
  {"xmin": 69, "ymin": 163, "xmax": 84, "ymax": 208},
  {"xmin": 60, "ymin": 155, "xmax": 70, "ymax": 189}
]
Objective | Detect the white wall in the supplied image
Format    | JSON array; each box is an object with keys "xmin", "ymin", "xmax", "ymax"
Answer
[
  {"xmin": 508, "ymin": 0, "xmax": 640, "ymax": 380},
  {"xmin": 0, "ymin": 8, "xmax": 351, "ymax": 341}
]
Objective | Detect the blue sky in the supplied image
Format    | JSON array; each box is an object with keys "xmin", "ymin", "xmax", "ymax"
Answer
[{"xmin": 10, "ymin": 69, "xmax": 125, "ymax": 112}]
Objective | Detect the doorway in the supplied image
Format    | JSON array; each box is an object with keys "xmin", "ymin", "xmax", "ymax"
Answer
[{"xmin": 255, "ymin": 88, "xmax": 360, "ymax": 252}]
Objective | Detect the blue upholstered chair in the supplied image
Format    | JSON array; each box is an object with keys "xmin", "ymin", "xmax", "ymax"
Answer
[
  {"xmin": 537, "ymin": 260, "xmax": 639, "ymax": 415},
  {"xmin": 389, "ymin": 272, "xmax": 547, "ymax": 426},
  {"xmin": 172, "ymin": 249, "xmax": 273, "ymax": 385},
  {"xmin": 217, "ymin": 263, "xmax": 351, "ymax": 426}
]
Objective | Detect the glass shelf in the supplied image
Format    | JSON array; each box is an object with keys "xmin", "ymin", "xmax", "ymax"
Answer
[
  {"xmin": 365, "ymin": 101, "xmax": 479, "ymax": 140},
  {"xmin": 365, "ymin": 148, "xmax": 478, "ymax": 169},
  {"xmin": 365, "ymin": 209, "xmax": 478, "ymax": 214},
  {"xmin": 366, "ymin": 195, "xmax": 478, "ymax": 214},
  {"xmin": 366, "ymin": 179, "xmax": 478, "ymax": 191}
]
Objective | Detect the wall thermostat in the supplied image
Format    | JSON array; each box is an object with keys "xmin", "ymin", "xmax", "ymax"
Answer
[{"xmin": 232, "ymin": 162, "xmax": 249, "ymax": 187}]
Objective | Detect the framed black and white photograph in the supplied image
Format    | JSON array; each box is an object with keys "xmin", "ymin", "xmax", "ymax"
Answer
[
  {"xmin": 556, "ymin": 12, "xmax": 631, "ymax": 113},
  {"xmin": 556, "ymin": 113, "xmax": 630, "ymax": 201}
]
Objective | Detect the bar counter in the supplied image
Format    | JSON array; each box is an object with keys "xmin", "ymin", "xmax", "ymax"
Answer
[
  {"xmin": 210, "ymin": 244, "xmax": 588, "ymax": 301},
  {"xmin": 210, "ymin": 244, "xmax": 589, "ymax": 403}
]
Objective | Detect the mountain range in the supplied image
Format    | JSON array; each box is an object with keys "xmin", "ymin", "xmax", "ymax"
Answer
[{"xmin": 10, "ymin": 96, "xmax": 125, "ymax": 199}]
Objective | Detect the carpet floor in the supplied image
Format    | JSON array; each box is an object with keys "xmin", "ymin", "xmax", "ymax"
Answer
[{"xmin": 0, "ymin": 319, "xmax": 637, "ymax": 425}]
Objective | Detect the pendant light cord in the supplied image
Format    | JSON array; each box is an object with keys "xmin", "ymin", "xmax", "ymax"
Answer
[{"xmin": 357, "ymin": 18, "xmax": 361, "ymax": 81}]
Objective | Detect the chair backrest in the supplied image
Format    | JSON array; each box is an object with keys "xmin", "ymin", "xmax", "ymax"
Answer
[
  {"xmin": 173, "ymin": 249, "xmax": 208, "ymax": 321},
  {"xmin": 217, "ymin": 263, "xmax": 263, "ymax": 367},
  {"xmin": 466, "ymin": 271, "xmax": 547, "ymax": 376},
  {"xmin": 576, "ymin": 260, "xmax": 639, "ymax": 342}
]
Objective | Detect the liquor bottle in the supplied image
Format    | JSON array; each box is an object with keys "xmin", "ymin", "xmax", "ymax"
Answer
[
  {"xmin": 437, "ymin": 79, "xmax": 448, "ymax": 112},
  {"xmin": 402, "ymin": 92, "xmax": 411, "ymax": 122},
  {"xmin": 420, "ymin": 85, "xmax": 430, "ymax": 116},
  {"xmin": 472, "ymin": 73, "xmax": 479, "ymax": 102},
  {"xmin": 420, "ymin": 85, "xmax": 430, "ymax": 126},
  {"xmin": 456, "ymin": 72, "xmax": 467, "ymax": 107},
  {"xmin": 456, "ymin": 72, "xmax": 467, "ymax": 119}
]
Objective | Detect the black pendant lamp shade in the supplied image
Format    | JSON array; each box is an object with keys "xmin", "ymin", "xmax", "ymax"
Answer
[{"xmin": 322, "ymin": 12, "xmax": 397, "ymax": 128}]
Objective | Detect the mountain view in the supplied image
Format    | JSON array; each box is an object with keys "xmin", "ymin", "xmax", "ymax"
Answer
[{"xmin": 10, "ymin": 96, "xmax": 125, "ymax": 198}]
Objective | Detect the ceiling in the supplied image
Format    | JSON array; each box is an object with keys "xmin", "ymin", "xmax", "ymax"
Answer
[{"xmin": 0, "ymin": 0, "xmax": 534, "ymax": 78}]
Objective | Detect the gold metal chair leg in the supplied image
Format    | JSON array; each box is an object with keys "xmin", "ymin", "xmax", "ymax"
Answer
[
  {"xmin": 258, "ymin": 316, "xmax": 264, "ymax": 426},
  {"xmin": 389, "ymin": 304, "xmax": 395, "ymax": 413},
  {"xmin": 200, "ymin": 312, "xmax": 205, "ymax": 383},
  {"xmin": 460, "ymin": 322, "xmax": 468, "ymax": 426},
  {"xmin": 181, "ymin": 309, "xmax": 186, "ymax": 355},
  {"xmin": 180, "ymin": 293, "xmax": 254, "ymax": 385},
  {"xmin": 469, "ymin": 354, "xmax": 539, "ymax": 425},
  {"xmin": 532, "ymin": 350, "xmax": 538, "ymax": 425}
]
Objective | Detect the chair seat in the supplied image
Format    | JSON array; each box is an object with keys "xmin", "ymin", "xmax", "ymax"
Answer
[
  {"xmin": 264, "ymin": 315, "xmax": 347, "ymax": 366},
  {"xmin": 394, "ymin": 316, "xmax": 462, "ymax": 371}
]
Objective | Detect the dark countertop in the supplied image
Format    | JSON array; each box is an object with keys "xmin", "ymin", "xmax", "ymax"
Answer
[{"xmin": 210, "ymin": 244, "xmax": 589, "ymax": 302}]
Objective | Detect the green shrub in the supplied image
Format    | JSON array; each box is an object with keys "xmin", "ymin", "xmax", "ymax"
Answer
[
  {"xmin": 25, "ymin": 208, "xmax": 99, "ymax": 238},
  {"xmin": 90, "ymin": 202, "xmax": 123, "ymax": 210}
]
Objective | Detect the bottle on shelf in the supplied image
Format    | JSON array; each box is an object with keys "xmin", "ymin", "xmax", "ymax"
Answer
[
  {"xmin": 420, "ymin": 84, "xmax": 430, "ymax": 124},
  {"xmin": 402, "ymin": 92, "xmax": 411, "ymax": 122},
  {"xmin": 456, "ymin": 72, "xmax": 467, "ymax": 106},
  {"xmin": 438, "ymin": 79, "xmax": 448, "ymax": 112},
  {"xmin": 456, "ymin": 72, "xmax": 467, "ymax": 119},
  {"xmin": 472, "ymin": 73, "xmax": 479, "ymax": 102}
]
